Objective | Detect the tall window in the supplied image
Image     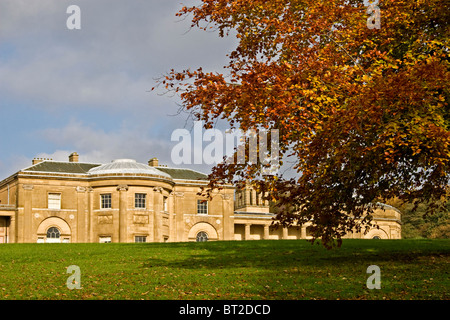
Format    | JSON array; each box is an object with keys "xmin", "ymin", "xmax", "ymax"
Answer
[
  {"xmin": 163, "ymin": 196, "xmax": 168, "ymax": 212},
  {"xmin": 197, "ymin": 200, "xmax": 208, "ymax": 215},
  {"xmin": 101, "ymin": 194, "xmax": 112, "ymax": 209},
  {"xmin": 48, "ymin": 193, "xmax": 61, "ymax": 210},
  {"xmin": 135, "ymin": 193, "xmax": 146, "ymax": 209}
]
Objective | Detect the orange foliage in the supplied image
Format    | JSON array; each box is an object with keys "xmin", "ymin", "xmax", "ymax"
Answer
[{"xmin": 156, "ymin": 0, "xmax": 450, "ymax": 248}]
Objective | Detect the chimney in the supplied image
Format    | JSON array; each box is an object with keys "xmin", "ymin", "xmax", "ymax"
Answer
[
  {"xmin": 69, "ymin": 152, "xmax": 79, "ymax": 163},
  {"xmin": 32, "ymin": 158, "xmax": 44, "ymax": 165},
  {"xmin": 148, "ymin": 157, "xmax": 159, "ymax": 167},
  {"xmin": 32, "ymin": 158, "xmax": 52, "ymax": 165}
]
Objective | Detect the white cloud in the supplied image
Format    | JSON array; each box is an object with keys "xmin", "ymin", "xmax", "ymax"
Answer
[
  {"xmin": 0, "ymin": 0, "xmax": 237, "ymax": 113},
  {"xmin": 39, "ymin": 120, "xmax": 173, "ymax": 164},
  {"xmin": 0, "ymin": 0, "xmax": 239, "ymax": 179}
]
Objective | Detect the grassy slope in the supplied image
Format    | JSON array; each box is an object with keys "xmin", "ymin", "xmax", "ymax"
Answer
[{"xmin": 0, "ymin": 239, "xmax": 448, "ymax": 300}]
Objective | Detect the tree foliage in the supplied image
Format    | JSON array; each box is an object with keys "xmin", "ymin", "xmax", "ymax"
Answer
[
  {"xmin": 387, "ymin": 198, "xmax": 450, "ymax": 239},
  {"xmin": 156, "ymin": 0, "xmax": 450, "ymax": 248}
]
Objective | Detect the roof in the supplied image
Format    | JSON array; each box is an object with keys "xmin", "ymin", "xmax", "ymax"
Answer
[
  {"xmin": 23, "ymin": 161, "xmax": 101, "ymax": 174},
  {"xmin": 20, "ymin": 159, "xmax": 209, "ymax": 180},
  {"xmin": 155, "ymin": 167, "xmax": 209, "ymax": 180},
  {"xmin": 88, "ymin": 159, "xmax": 171, "ymax": 178}
]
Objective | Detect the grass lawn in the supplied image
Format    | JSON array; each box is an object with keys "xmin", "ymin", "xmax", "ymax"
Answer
[{"xmin": 0, "ymin": 239, "xmax": 448, "ymax": 300}]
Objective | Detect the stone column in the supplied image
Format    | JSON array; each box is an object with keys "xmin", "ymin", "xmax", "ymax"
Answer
[
  {"xmin": 282, "ymin": 227, "xmax": 288, "ymax": 239},
  {"xmin": 76, "ymin": 186, "xmax": 87, "ymax": 243},
  {"xmin": 9, "ymin": 215, "xmax": 16, "ymax": 243},
  {"xmin": 22, "ymin": 184, "xmax": 34, "ymax": 243},
  {"xmin": 168, "ymin": 191, "xmax": 175, "ymax": 242},
  {"xmin": 301, "ymin": 226, "xmax": 307, "ymax": 239},
  {"xmin": 153, "ymin": 187, "xmax": 163, "ymax": 242},
  {"xmin": 263, "ymin": 225, "xmax": 270, "ymax": 240},
  {"xmin": 87, "ymin": 187, "xmax": 94, "ymax": 243},
  {"xmin": 221, "ymin": 193, "xmax": 233, "ymax": 241},
  {"xmin": 245, "ymin": 189, "xmax": 251, "ymax": 206},
  {"xmin": 244, "ymin": 223, "xmax": 251, "ymax": 240},
  {"xmin": 117, "ymin": 185, "xmax": 129, "ymax": 243},
  {"xmin": 173, "ymin": 192, "xmax": 184, "ymax": 242}
]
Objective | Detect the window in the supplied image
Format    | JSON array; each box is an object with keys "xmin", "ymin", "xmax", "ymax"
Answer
[
  {"xmin": 372, "ymin": 236, "xmax": 381, "ymax": 239},
  {"xmin": 196, "ymin": 231, "xmax": 208, "ymax": 242},
  {"xmin": 135, "ymin": 193, "xmax": 146, "ymax": 209},
  {"xmin": 99, "ymin": 236, "xmax": 111, "ymax": 243},
  {"xmin": 46, "ymin": 227, "xmax": 60, "ymax": 243},
  {"xmin": 135, "ymin": 236, "xmax": 147, "ymax": 243},
  {"xmin": 163, "ymin": 196, "xmax": 168, "ymax": 212},
  {"xmin": 306, "ymin": 226, "xmax": 314, "ymax": 237},
  {"xmin": 197, "ymin": 200, "xmax": 208, "ymax": 215},
  {"xmin": 48, "ymin": 193, "xmax": 61, "ymax": 209},
  {"xmin": 101, "ymin": 194, "xmax": 112, "ymax": 209}
]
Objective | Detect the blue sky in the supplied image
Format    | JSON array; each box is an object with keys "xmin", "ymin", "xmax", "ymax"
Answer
[{"xmin": 0, "ymin": 0, "xmax": 239, "ymax": 178}]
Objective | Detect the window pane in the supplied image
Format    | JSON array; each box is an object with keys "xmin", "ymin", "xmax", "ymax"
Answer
[
  {"xmin": 135, "ymin": 236, "xmax": 147, "ymax": 243},
  {"xmin": 135, "ymin": 193, "xmax": 146, "ymax": 209},
  {"xmin": 47, "ymin": 227, "xmax": 60, "ymax": 239},
  {"xmin": 101, "ymin": 194, "xmax": 112, "ymax": 209},
  {"xmin": 197, "ymin": 200, "xmax": 208, "ymax": 215},
  {"xmin": 48, "ymin": 193, "xmax": 61, "ymax": 209},
  {"xmin": 196, "ymin": 231, "xmax": 208, "ymax": 242},
  {"xmin": 163, "ymin": 196, "xmax": 168, "ymax": 212},
  {"xmin": 99, "ymin": 236, "xmax": 111, "ymax": 243}
]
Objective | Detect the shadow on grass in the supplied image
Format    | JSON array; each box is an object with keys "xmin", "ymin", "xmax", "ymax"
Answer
[{"xmin": 140, "ymin": 239, "xmax": 450, "ymax": 270}]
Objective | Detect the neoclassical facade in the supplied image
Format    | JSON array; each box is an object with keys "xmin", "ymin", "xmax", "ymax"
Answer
[{"xmin": 0, "ymin": 153, "xmax": 401, "ymax": 244}]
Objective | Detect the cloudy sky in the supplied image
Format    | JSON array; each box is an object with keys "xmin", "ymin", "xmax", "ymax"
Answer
[{"xmin": 0, "ymin": 0, "xmax": 240, "ymax": 178}]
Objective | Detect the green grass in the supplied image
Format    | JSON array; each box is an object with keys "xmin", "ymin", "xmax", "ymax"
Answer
[{"xmin": 0, "ymin": 239, "xmax": 448, "ymax": 300}]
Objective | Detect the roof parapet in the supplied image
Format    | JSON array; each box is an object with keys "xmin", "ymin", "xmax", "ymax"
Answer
[{"xmin": 32, "ymin": 158, "xmax": 52, "ymax": 165}]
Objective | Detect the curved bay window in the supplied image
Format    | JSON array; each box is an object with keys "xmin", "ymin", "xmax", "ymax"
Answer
[{"xmin": 196, "ymin": 231, "xmax": 208, "ymax": 242}]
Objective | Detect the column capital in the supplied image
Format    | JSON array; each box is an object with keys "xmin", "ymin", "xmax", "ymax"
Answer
[
  {"xmin": 117, "ymin": 185, "xmax": 129, "ymax": 191},
  {"xmin": 153, "ymin": 186, "xmax": 163, "ymax": 193},
  {"xmin": 76, "ymin": 186, "xmax": 87, "ymax": 193},
  {"xmin": 221, "ymin": 194, "xmax": 232, "ymax": 200}
]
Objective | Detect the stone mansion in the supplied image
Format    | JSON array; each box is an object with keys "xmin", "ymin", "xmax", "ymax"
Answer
[{"xmin": 0, "ymin": 153, "xmax": 401, "ymax": 244}]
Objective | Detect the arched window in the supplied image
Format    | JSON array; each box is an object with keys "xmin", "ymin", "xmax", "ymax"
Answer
[
  {"xmin": 196, "ymin": 231, "xmax": 208, "ymax": 242},
  {"xmin": 372, "ymin": 236, "xmax": 381, "ymax": 239},
  {"xmin": 47, "ymin": 227, "xmax": 61, "ymax": 239}
]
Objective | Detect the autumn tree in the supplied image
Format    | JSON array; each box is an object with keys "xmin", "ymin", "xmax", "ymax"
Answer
[{"xmin": 156, "ymin": 0, "xmax": 450, "ymax": 248}]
